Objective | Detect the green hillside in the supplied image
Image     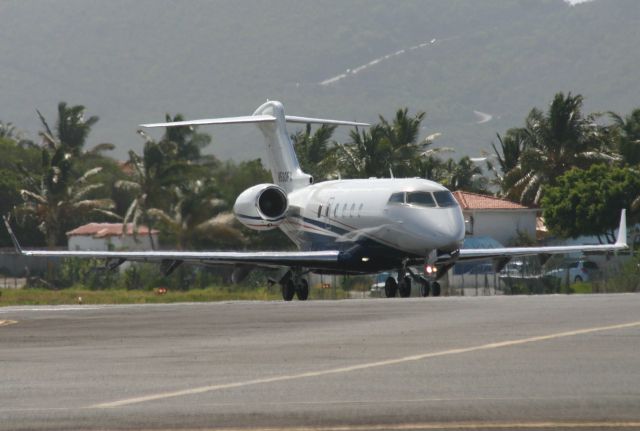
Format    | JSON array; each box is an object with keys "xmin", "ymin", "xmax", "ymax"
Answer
[{"xmin": 1, "ymin": 0, "xmax": 639, "ymax": 161}]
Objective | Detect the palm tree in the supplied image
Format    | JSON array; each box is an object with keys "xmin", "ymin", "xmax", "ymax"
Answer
[
  {"xmin": 331, "ymin": 124, "xmax": 389, "ymax": 178},
  {"xmin": 16, "ymin": 144, "xmax": 116, "ymax": 248},
  {"xmin": 36, "ymin": 102, "xmax": 114, "ymax": 157},
  {"xmin": 437, "ymin": 157, "xmax": 488, "ymax": 193},
  {"xmin": 503, "ymin": 92, "xmax": 614, "ymax": 205},
  {"xmin": 330, "ymin": 108, "xmax": 431, "ymax": 179},
  {"xmin": 608, "ymin": 108, "xmax": 640, "ymax": 166},
  {"xmin": 162, "ymin": 113, "xmax": 213, "ymax": 162},
  {"xmin": 0, "ymin": 121, "xmax": 35, "ymax": 148},
  {"xmin": 379, "ymin": 108, "xmax": 427, "ymax": 177},
  {"xmin": 490, "ymin": 128, "xmax": 528, "ymax": 193},
  {"xmin": 147, "ymin": 179, "xmax": 244, "ymax": 250},
  {"xmin": 115, "ymin": 133, "xmax": 190, "ymax": 249},
  {"xmin": 291, "ymin": 124, "xmax": 337, "ymax": 181}
]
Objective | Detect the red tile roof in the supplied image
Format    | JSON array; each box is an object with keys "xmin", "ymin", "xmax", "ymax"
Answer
[
  {"xmin": 66, "ymin": 223, "xmax": 158, "ymax": 238},
  {"xmin": 453, "ymin": 191, "xmax": 532, "ymax": 210}
]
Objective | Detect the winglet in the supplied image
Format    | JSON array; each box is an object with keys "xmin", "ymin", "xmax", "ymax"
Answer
[
  {"xmin": 615, "ymin": 209, "xmax": 627, "ymax": 247},
  {"xmin": 3, "ymin": 215, "xmax": 24, "ymax": 254}
]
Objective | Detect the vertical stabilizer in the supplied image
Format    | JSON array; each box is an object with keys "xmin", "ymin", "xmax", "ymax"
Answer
[
  {"xmin": 252, "ymin": 101, "xmax": 312, "ymax": 193},
  {"xmin": 140, "ymin": 100, "xmax": 368, "ymax": 193}
]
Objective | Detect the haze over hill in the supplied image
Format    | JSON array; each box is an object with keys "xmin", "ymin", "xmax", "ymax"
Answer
[{"xmin": 1, "ymin": 0, "xmax": 639, "ymax": 163}]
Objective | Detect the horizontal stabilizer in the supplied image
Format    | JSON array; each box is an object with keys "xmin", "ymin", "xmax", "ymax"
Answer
[
  {"xmin": 140, "ymin": 115, "xmax": 276, "ymax": 128},
  {"xmin": 284, "ymin": 116, "xmax": 370, "ymax": 127},
  {"xmin": 141, "ymin": 115, "xmax": 369, "ymax": 128}
]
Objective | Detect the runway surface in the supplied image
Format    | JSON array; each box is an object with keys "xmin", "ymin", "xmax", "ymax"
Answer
[{"xmin": 1, "ymin": 294, "xmax": 640, "ymax": 430}]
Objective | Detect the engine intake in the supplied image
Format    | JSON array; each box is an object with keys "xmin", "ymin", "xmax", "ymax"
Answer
[{"xmin": 233, "ymin": 184, "xmax": 288, "ymax": 231}]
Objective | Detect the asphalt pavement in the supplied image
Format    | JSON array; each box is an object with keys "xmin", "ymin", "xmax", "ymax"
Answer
[{"xmin": 1, "ymin": 294, "xmax": 640, "ymax": 430}]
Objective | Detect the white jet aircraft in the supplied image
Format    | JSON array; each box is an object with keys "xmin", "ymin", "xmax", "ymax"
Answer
[{"xmin": 3, "ymin": 101, "xmax": 628, "ymax": 300}]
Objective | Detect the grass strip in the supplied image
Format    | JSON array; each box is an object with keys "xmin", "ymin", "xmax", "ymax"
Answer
[{"xmin": 0, "ymin": 286, "xmax": 281, "ymax": 306}]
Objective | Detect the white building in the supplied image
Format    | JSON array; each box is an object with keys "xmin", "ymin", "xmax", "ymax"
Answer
[
  {"xmin": 66, "ymin": 223, "xmax": 159, "ymax": 251},
  {"xmin": 453, "ymin": 191, "xmax": 537, "ymax": 246}
]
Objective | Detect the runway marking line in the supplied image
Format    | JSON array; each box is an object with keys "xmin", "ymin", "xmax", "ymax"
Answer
[
  {"xmin": 0, "ymin": 319, "xmax": 17, "ymax": 327},
  {"xmin": 92, "ymin": 320, "xmax": 640, "ymax": 409},
  {"xmin": 196, "ymin": 423, "xmax": 640, "ymax": 430}
]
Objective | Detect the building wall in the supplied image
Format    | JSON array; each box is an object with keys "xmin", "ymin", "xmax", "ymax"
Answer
[
  {"xmin": 68, "ymin": 234, "xmax": 158, "ymax": 251},
  {"xmin": 466, "ymin": 210, "xmax": 537, "ymax": 245}
]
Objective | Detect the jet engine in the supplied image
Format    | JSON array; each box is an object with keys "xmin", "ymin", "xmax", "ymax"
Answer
[{"xmin": 233, "ymin": 183, "xmax": 288, "ymax": 231}]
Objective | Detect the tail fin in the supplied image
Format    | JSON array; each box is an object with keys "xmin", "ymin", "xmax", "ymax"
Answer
[
  {"xmin": 141, "ymin": 101, "xmax": 368, "ymax": 193},
  {"xmin": 615, "ymin": 209, "xmax": 627, "ymax": 248}
]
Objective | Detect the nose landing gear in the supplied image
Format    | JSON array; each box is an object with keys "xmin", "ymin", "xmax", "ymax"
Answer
[
  {"xmin": 419, "ymin": 280, "xmax": 440, "ymax": 297},
  {"xmin": 385, "ymin": 263, "xmax": 442, "ymax": 298}
]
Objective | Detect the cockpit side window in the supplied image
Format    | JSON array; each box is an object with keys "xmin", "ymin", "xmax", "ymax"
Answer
[
  {"xmin": 388, "ymin": 192, "xmax": 405, "ymax": 204},
  {"xmin": 433, "ymin": 190, "xmax": 458, "ymax": 208},
  {"xmin": 406, "ymin": 192, "xmax": 436, "ymax": 208}
]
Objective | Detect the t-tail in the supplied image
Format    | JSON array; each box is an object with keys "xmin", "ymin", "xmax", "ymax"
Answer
[{"xmin": 141, "ymin": 100, "xmax": 369, "ymax": 193}]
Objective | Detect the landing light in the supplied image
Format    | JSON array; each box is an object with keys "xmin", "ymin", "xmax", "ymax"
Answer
[
  {"xmin": 361, "ymin": 257, "xmax": 370, "ymax": 262},
  {"xmin": 425, "ymin": 265, "xmax": 437, "ymax": 274}
]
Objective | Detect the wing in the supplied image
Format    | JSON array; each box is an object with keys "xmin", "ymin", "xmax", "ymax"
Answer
[
  {"xmin": 2, "ymin": 217, "xmax": 340, "ymax": 271},
  {"xmin": 457, "ymin": 210, "xmax": 628, "ymax": 262}
]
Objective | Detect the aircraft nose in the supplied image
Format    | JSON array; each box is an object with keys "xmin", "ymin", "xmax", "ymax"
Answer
[
  {"xmin": 402, "ymin": 207, "xmax": 465, "ymax": 251},
  {"xmin": 431, "ymin": 209, "xmax": 465, "ymax": 246}
]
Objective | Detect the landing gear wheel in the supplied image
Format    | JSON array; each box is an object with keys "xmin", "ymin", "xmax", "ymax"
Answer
[
  {"xmin": 399, "ymin": 276, "xmax": 412, "ymax": 297},
  {"xmin": 432, "ymin": 281, "xmax": 441, "ymax": 297},
  {"xmin": 282, "ymin": 279, "xmax": 295, "ymax": 301},
  {"xmin": 384, "ymin": 277, "xmax": 398, "ymax": 298},
  {"xmin": 296, "ymin": 279, "xmax": 309, "ymax": 301},
  {"xmin": 420, "ymin": 281, "xmax": 430, "ymax": 297}
]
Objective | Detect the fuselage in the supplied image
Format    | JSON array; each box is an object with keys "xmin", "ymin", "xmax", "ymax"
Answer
[{"xmin": 279, "ymin": 177, "xmax": 465, "ymax": 273}]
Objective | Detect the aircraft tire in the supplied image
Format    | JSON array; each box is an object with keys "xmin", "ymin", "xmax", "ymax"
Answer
[
  {"xmin": 296, "ymin": 279, "xmax": 309, "ymax": 301},
  {"xmin": 420, "ymin": 281, "xmax": 430, "ymax": 297},
  {"xmin": 282, "ymin": 279, "xmax": 296, "ymax": 301},
  {"xmin": 432, "ymin": 281, "xmax": 441, "ymax": 297},
  {"xmin": 384, "ymin": 277, "xmax": 397, "ymax": 298},
  {"xmin": 399, "ymin": 276, "xmax": 412, "ymax": 297}
]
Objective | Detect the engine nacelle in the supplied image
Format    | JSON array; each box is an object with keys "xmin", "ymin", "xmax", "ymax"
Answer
[{"xmin": 233, "ymin": 183, "xmax": 288, "ymax": 231}]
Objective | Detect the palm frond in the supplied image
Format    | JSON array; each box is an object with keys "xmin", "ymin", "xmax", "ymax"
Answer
[
  {"xmin": 72, "ymin": 199, "xmax": 114, "ymax": 210},
  {"xmin": 91, "ymin": 209, "xmax": 123, "ymax": 220},
  {"xmin": 114, "ymin": 180, "xmax": 142, "ymax": 192},
  {"xmin": 72, "ymin": 183, "xmax": 104, "ymax": 200},
  {"xmin": 86, "ymin": 143, "xmax": 116, "ymax": 155},
  {"xmin": 75, "ymin": 167, "xmax": 103, "ymax": 184},
  {"xmin": 20, "ymin": 189, "xmax": 47, "ymax": 204}
]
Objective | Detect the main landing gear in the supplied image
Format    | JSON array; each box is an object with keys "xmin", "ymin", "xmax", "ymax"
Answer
[{"xmin": 279, "ymin": 271, "xmax": 309, "ymax": 301}]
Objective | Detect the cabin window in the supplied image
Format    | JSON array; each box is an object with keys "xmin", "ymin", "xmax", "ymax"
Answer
[
  {"xmin": 317, "ymin": 204, "xmax": 323, "ymax": 218},
  {"xmin": 325, "ymin": 204, "xmax": 330, "ymax": 217},
  {"xmin": 406, "ymin": 192, "xmax": 436, "ymax": 208},
  {"xmin": 358, "ymin": 203, "xmax": 364, "ymax": 217},
  {"xmin": 388, "ymin": 192, "xmax": 405, "ymax": 204},
  {"xmin": 342, "ymin": 203, "xmax": 348, "ymax": 217},
  {"xmin": 350, "ymin": 203, "xmax": 356, "ymax": 217},
  {"xmin": 433, "ymin": 190, "xmax": 458, "ymax": 208},
  {"xmin": 334, "ymin": 203, "xmax": 339, "ymax": 217}
]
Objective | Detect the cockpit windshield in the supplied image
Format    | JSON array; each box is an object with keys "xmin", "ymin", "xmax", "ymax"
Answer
[
  {"xmin": 406, "ymin": 192, "xmax": 436, "ymax": 207},
  {"xmin": 433, "ymin": 190, "xmax": 458, "ymax": 207},
  {"xmin": 387, "ymin": 190, "xmax": 458, "ymax": 208},
  {"xmin": 388, "ymin": 192, "xmax": 405, "ymax": 204}
]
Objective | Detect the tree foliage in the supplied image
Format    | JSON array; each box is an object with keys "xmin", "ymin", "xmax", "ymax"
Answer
[
  {"xmin": 493, "ymin": 92, "xmax": 616, "ymax": 205},
  {"xmin": 541, "ymin": 164, "xmax": 640, "ymax": 243},
  {"xmin": 2, "ymin": 95, "xmax": 640, "ymax": 256}
]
